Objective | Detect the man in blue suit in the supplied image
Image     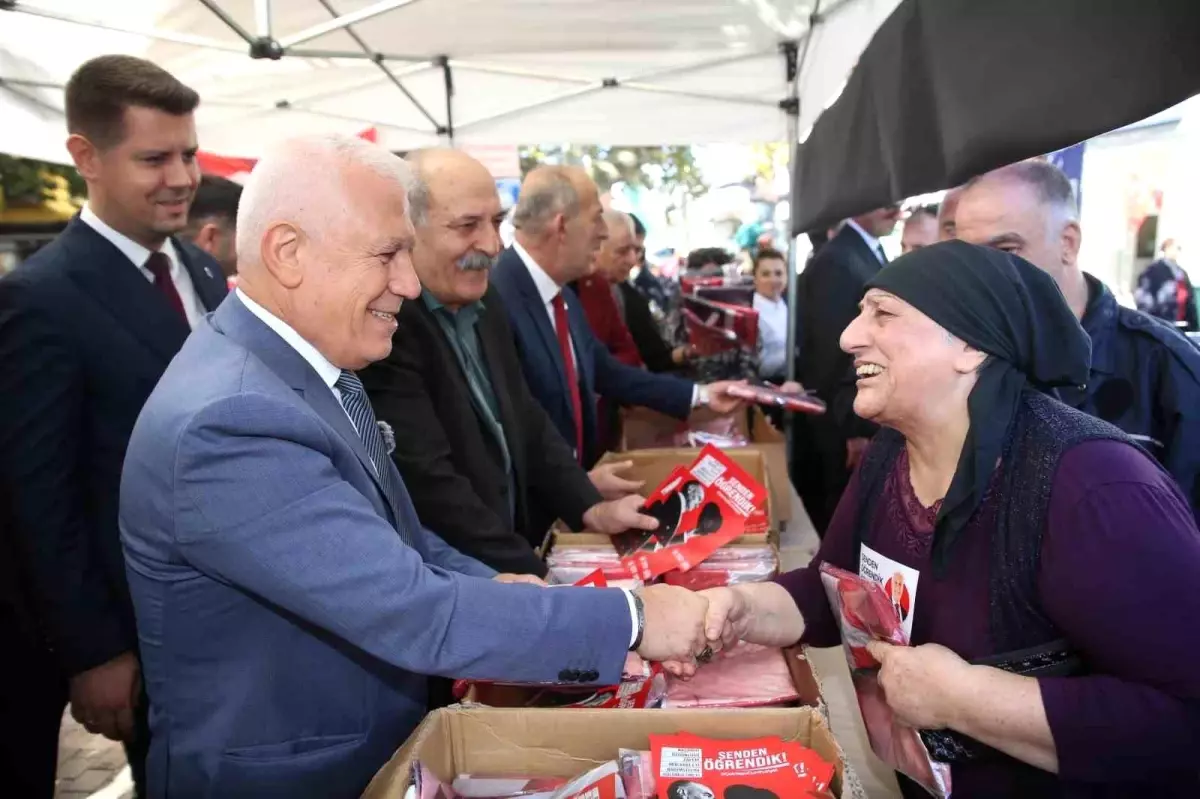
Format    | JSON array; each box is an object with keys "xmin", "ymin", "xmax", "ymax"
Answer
[
  {"xmin": 119, "ymin": 134, "xmax": 712, "ymax": 798},
  {"xmin": 0, "ymin": 55, "xmax": 228, "ymax": 795},
  {"xmin": 492, "ymin": 166, "xmax": 746, "ymax": 467}
]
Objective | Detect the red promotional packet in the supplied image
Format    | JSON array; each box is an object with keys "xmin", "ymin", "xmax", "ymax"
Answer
[
  {"xmin": 648, "ymin": 733, "xmax": 834, "ymax": 797},
  {"xmin": 613, "ymin": 445, "xmax": 768, "ymax": 581},
  {"xmin": 726, "ymin": 383, "xmax": 827, "ymax": 415}
]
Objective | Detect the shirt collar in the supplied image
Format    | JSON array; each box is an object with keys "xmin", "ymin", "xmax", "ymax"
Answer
[
  {"xmin": 845, "ymin": 219, "xmax": 884, "ymax": 262},
  {"xmin": 754, "ymin": 292, "xmax": 786, "ymax": 309},
  {"xmin": 236, "ymin": 288, "xmax": 342, "ymax": 390},
  {"xmin": 80, "ymin": 204, "xmax": 180, "ymax": 274},
  {"xmin": 421, "ymin": 288, "xmax": 484, "ymax": 323},
  {"xmin": 512, "ymin": 240, "xmax": 562, "ymax": 306}
]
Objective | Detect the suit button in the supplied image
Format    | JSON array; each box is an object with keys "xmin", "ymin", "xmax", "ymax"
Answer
[{"xmin": 558, "ymin": 669, "xmax": 575, "ymax": 682}]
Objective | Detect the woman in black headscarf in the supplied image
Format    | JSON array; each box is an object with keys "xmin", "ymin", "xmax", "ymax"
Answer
[{"xmin": 692, "ymin": 242, "xmax": 1200, "ymax": 797}]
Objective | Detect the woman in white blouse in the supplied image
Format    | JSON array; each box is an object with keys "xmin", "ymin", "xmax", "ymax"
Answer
[{"xmin": 752, "ymin": 248, "xmax": 790, "ymax": 383}]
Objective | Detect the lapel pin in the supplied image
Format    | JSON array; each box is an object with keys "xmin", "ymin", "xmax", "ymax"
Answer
[{"xmin": 204, "ymin": 266, "xmax": 214, "ymax": 279}]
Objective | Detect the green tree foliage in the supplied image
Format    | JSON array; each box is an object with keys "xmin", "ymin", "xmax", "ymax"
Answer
[
  {"xmin": 0, "ymin": 154, "xmax": 86, "ymax": 206},
  {"xmin": 519, "ymin": 145, "xmax": 708, "ymax": 198}
]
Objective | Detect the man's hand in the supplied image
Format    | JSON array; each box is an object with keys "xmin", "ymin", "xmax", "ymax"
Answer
[
  {"xmin": 865, "ymin": 641, "xmax": 974, "ymax": 730},
  {"xmin": 698, "ymin": 380, "xmax": 749, "ymax": 415},
  {"xmin": 583, "ymin": 494, "xmax": 658, "ymax": 535},
  {"xmin": 493, "ymin": 573, "xmax": 547, "ymax": 586},
  {"xmin": 635, "ymin": 584, "xmax": 710, "ymax": 673},
  {"xmin": 588, "ymin": 460, "xmax": 645, "ymax": 500},
  {"xmin": 671, "ymin": 345, "xmax": 695, "ymax": 366},
  {"xmin": 779, "ymin": 381, "xmax": 805, "ymax": 395},
  {"xmin": 845, "ymin": 437, "xmax": 871, "ymax": 470},
  {"xmin": 69, "ymin": 651, "xmax": 141, "ymax": 742}
]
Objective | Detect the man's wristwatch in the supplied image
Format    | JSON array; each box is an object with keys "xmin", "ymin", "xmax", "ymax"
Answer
[
  {"xmin": 695, "ymin": 385, "xmax": 711, "ymax": 409},
  {"xmin": 629, "ymin": 592, "xmax": 646, "ymax": 651}
]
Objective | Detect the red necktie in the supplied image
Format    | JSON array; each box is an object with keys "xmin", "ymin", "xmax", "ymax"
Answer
[
  {"xmin": 551, "ymin": 293, "xmax": 585, "ymax": 462},
  {"xmin": 145, "ymin": 252, "xmax": 187, "ymax": 321}
]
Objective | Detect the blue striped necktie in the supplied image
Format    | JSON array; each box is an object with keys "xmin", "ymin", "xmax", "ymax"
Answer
[{"xmin": 334, "ymin": 370, "xmax": 412, "ymax": 546}]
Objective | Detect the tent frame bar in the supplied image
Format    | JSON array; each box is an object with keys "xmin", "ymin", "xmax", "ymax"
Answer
[
  {"xmin": 312, "ymin": 0, "xmax": 443, "ymax": 133},
  {"xmin": 3, "ymin": 0, "xmax": 812, "ymax": 142},
  {"xmin": 278, "ymin": 0, "xmax": 427, "ymax": 49}
]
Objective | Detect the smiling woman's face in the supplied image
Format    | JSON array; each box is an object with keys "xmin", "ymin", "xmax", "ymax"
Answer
[{"xmin": 839, "ymin": 289, "xmax": 982, "ymax": 428}]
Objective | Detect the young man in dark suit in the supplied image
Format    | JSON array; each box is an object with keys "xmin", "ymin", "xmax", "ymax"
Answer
[
  {"xmin": 0, "ymin": 55, "xmax": 228, "ymax": 795},
  {"xmin": 795, "ymin": 205, "xmax": 900, "ymax": 534},
  {"xmin": 359, "ymin": 149, "xmax": 658, "ymax": 578},
  {"xmin": 491, "ymin": 166, "xmax": 746, "ymax": 469}
]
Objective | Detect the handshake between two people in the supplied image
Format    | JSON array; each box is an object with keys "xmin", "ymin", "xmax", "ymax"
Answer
[{"xmin": 498, "ymin": 573, "xmax": 808, "ymax": 677}]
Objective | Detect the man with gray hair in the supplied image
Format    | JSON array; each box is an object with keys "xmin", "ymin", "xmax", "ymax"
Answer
[
  {"xmin": 119, "ymin": 135, "xmax": 715, "ymax": 796},
  {"xmin": 956, "ymin": 159, "xmax": 1200, "ymax": 515},
  {"xmin": 492, "ymin": 165, "xmax": 747, "ymax": 467},
  {"xmin": 360, "ymin": 148, "xmax": 658, "ymax": 580}
]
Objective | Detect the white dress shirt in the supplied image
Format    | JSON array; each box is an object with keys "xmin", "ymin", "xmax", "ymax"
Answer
[
  {"xmin": 80, "ymin": 205, "xmax": 208, "ymax": 329},
  {"xmin": 845, "ymin": 218, "xmax": 888, "ymax": 264},
  {"xmin": 753, "ymin": 292, "xmax": 789, "ymax": 378}
]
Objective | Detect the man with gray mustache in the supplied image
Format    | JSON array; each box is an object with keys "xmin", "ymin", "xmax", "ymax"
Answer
[{"xmin": 359, "ymin": 149, "xmax": 657, "ymax": 582}]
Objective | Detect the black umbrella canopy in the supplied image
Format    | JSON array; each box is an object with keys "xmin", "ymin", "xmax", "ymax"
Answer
[{"xmin": 791, "ymin": 0, "xmax": 1200, "ymax": 234}]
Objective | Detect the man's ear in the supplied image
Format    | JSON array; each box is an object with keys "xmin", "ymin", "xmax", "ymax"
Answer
[
  {"xmin": 191, "ymin": 222, "xmax": 221, "ymax": 256},
  {"xmin": 66, "ymin": 134, "xmax": 100, "ymax": 182},
  {"xmin": 260, "ymin": 222, "xmax": 304, "ymax": 289},
  {"xmin": 1061, "ymin": 220, "xmax": 1082, "ymax": 270}
]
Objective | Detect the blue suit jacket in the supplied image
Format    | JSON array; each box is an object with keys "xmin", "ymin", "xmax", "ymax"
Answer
[
  {"xmin": 0, "ymin": 216, "xmax": 227, "ymax": 675},
  {"xmin": 491, "ymin": 246, "xmax": 694, "ymax": 466},
  {"xmin": 120, "ymin": 293, "xmax": 631, "ymax": 798}
]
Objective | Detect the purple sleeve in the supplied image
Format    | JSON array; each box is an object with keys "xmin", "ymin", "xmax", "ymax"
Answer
[
  {"xmin": 1037, "ymin": 441, "xmax": 1200, "ymax": 782},
  {"xmin": 775, "ymin": 466, "xmax": 863, "ymax": 648}
]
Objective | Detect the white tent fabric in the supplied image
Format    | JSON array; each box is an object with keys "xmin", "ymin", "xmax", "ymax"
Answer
[{"xmin": 0, "ymin": 0, "xmax": 900, "ymax": 161}]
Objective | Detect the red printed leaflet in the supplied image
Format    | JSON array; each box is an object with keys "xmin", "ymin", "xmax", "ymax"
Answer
[
  {"xmin": 649, "ymin": 733, "xmax": 834, "ymax": 797},
  {"xmin": 613, "ymin": 445, "xmax": 768, "ymax": 581}
]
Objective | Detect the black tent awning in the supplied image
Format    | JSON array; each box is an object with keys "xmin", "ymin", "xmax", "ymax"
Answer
[{"xmin": 791, "ymin": 0, "xmax": 1200, "ymax": 235}]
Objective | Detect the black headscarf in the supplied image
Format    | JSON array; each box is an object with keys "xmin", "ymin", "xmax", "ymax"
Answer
[{"xmin": 865, "ymin": 240, "xmax": 1091, "ymax": 573}]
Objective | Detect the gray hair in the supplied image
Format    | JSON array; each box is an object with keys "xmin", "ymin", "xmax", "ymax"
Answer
[
  {"xmin": 512, "ymin": 166, "xmax": 580, "ymax": 234},
  {"xmin": 967, "ymin": 160, "xmax": 1079, "ymax": 224},
  {"xmin": 236, "ymin": 133, "xmax": 415, "ymax": 264},
  {"xmin": 602, "ymin": 208, "xmax": 634, "ymax": 237}
]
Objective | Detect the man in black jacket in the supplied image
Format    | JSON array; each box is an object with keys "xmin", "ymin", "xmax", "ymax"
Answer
[
  {"xmin": 359, "ymin": 149, "xmax": 657, "ymax": 578},
  {"xmin": 0, "ymin": 56, "xmax": 228, "ymax": 794},
  {"xmin": 794, "ymin": 205, "xmax": 900, "ymax": 533}
]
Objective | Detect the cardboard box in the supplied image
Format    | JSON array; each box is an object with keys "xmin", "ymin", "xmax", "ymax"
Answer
[
  {"xmin": 463, "ymin": 643, "xmax": 820, "ymax": 710},
  {"xmin": 361, "ymin": 706, "xmax": 844, "ymax": 798}
]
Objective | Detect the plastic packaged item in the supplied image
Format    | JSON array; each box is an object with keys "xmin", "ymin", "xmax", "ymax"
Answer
[
  {"xmin": 819, "ymin": 563, "xmax": 952, "ymax": 798},
  {"xmin": 613, "ymin": 445, "xmax": 768, "ymax": 580},
  {"xmin": 725, "ymin": 383, "xmax": 827, "ymax": 415},
  {"xmin": 664, "ymin": 642, "xmax": 799, "ymax": 709}
]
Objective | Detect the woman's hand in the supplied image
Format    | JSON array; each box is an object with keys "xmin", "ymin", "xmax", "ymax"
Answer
[{"xmin": 866, "ymin": 641, "xmax": 974, "ymax": 729}]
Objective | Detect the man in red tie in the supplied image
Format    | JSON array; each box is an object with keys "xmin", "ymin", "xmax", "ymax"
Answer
[
  {"xmin": 490, "ymin": 166, "xmax": 746, "ymax": 468},
  {"xmin": 0, "ymin": 55, "xmax": 227, "ymax": 797}
]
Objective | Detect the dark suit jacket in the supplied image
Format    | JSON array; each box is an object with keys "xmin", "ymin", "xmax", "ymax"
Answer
[
  {"xmin": 573, "ymin": 275, "xmax": 642, "ymax": 367},
  {"xmin": 359, "ymin": 287, "xmax": 602, "ymax": 576},
  {"xmin": 491, "ymin": 247, "xmax": 694, "ymax": 467},
  {"xmin": 798, "ymin": 224, "xmax": 885, "ymax": 444},
  {"xmin": 0, "ymin": 216, "xmax": 227, "ymax": 675},
  {"xmin": 618, "ymin": 281, "xmax": 680, "ymax": 373}
]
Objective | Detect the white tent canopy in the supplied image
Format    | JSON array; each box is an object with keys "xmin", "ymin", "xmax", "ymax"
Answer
[{"xmin": 0, "ymin": 0, "xmax": 899, "ymax": 162}]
